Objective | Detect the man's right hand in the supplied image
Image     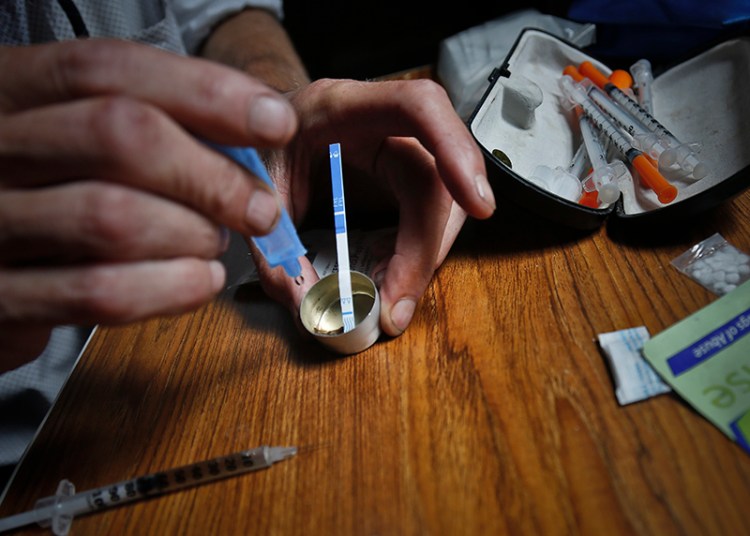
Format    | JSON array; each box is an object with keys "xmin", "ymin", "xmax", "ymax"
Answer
[{"xmin": 0, "ymin": 39, "xmax": 297, "ymax": 371}]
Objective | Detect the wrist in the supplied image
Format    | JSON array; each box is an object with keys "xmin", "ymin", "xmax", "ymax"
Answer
[{"xmin": 200, "ymin": 8, "xmax": 310, "ymax": 93}]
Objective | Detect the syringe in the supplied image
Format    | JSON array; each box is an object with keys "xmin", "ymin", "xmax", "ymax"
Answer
[
  {"xmin": 566, "ymin": 65, "xmax": 670, "ymax": 168},
  {"xmin": 576, "ymin": 107, "xmax": 632, "ymax": 205},
  {"xmin": 578, "ymin": 61, "xmax": 709, "ymax": 180},
  {"xmin": 0, "ymin": 446, "xmax": 296, "ymax": 536},
  {"xmin": 208, "ymin": 144, "xmax": 307, "ymax": 278},
  {"xmin": 562, "ymin": 66, "xmax": 629, "ymax": 207},
  {"xmin": 629, "ymin": 58, "xmax": 654, "ymax": 114},
  {"xmin": 559, "ymin": 74, "xmax": 678, "ymax": 204}
]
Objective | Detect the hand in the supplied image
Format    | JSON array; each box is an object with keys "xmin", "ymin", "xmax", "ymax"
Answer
[
  {"xmin": 250, "ymin": 78, "xmax": 496, "ymax": 337},
  {"xmin": 0, "ymin": 39, "xmax": 298, "ymax": 371}
]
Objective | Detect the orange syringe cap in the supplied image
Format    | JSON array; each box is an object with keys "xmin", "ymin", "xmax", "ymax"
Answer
[
  {"xmin": 609, "ymin": 70, "xmax": 633, "ymax": 90},
  {"xmin": 632, "ymin": 154, "xmax": 678, "ymax": 204},
  {"xmin": 566, "ymin": 63, "xmax": 632, "ymax": 90},
  {"xmin": 563, "ymin": 65, "xmax": 584, "ymax": 82},
  {"xmin": 578, "ymin": 61, "xmax": 611, "ymax": 90},
  {"xmin": 578, "ymin": 189, "xmax": 600, "ymax": 208}
]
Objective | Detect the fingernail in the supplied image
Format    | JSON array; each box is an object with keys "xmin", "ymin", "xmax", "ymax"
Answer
[
  {"xmin": 248, "ymin": 95, "xmax": 294, "ymax": 140},
  {"xmin": 219, "ymin": 226, "xmax": 230, "ymax": 253},
  {"xmin": 246, "ymin": 187, "xmax": 279, "ymax": 234},
  {"xmin": 475, "ymin": 174, "xmax": 496, "ymax": 211},
  {"xmin": 209, "ymin": 260, "xmax": 226, "ymax": 292},
  {"xmin": 373, "ymin": 269, "xmax": 385, "ymax": 287},
  {"xmin": 390, "ymin": 298, "xmax": 417, "ymax": 334}
]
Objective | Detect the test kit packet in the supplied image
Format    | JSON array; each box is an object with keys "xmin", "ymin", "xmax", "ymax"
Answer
[
  {"xmin": 468, "ymin": 29, "xmax": 750, "ymax": 231},
  {"xmin": 642, "ymin": 279, "xmax": 750, "ymax": 454}
]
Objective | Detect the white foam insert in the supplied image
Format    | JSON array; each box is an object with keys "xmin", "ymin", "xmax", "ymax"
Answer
[{"xmin": 470, "ymin": 30, "xmax": 750, "ymax": 215}]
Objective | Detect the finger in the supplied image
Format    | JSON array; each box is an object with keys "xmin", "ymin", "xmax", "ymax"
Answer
[
  {"xmin": 0, "ymin": 40, "xmax": 296, "ymax": 146},
  {"xmin": 0, "ymin": 98, "xmax": 281, "ymax": 237},
  {"xmin": 293, "ymin": 78, "xmax": 495, "ymax": 218},
  {"xmin": 371, "ymin": 200, "xmax": 466, "ymax": 279},
  {"xmin": 0, "ymin": 182, "xmax": 228, "ymax": 264},
  {"xmin": 373, "ymin": 139, "xmax": 455, "ymax": 336},
  {"xmin": 0, "ymin": 259, "xmax": 226, "ymax": 325},
  {"xmin": 246, "ymin": 237, "xmax": 320, "ymax": 322},
  {"xmin": 436, "ymin": 201, "xmax": 468, "ymax": 266}
]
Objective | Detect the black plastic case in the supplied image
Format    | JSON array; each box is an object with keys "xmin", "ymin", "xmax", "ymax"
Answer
[{"xmin": 469, "ymin": 29, "xmax": 750, "ymax": 230}]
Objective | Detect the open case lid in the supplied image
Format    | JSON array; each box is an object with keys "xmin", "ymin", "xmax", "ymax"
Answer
[{"xmin": 469, "ymin": 28, "xmax": 750, "ymax": 230}]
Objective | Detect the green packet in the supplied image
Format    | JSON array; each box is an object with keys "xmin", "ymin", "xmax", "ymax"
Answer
[{"xmin": 642, "ymin": 279, "xmax": 750, "ymax": 454}]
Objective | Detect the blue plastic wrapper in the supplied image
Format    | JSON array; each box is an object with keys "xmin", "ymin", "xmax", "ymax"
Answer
[
  {"xmin": 567, "ymin": 0, "xmax": 750, "ymax": 63},
  {"xmin": 207, "ymin": 143, "xmax": 306, "ymax": 278}
]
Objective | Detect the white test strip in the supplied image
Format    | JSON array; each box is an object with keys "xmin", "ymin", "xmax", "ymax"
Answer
[{"xmin": 329, "ymin": 143, "xmax": 355, "ymax": 332}]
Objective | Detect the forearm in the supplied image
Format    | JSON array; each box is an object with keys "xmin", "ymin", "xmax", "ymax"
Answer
[{"xmin": 200, "ymin": 8, "xmax": 310, "ymax": 93}]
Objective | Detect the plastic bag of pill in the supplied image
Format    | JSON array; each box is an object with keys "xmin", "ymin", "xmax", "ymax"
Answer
[{"xmin": 671, "ymin": 233, "xmax": 750, "ymax": 295}]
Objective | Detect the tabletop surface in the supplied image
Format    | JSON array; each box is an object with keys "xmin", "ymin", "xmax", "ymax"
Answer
[{"xmin": 2, "ymin": 74, "xmax": 750, "ymax": 535}]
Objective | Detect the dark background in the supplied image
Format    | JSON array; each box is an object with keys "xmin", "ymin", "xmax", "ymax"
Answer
[
  {"xmin": 280, "ymin": 1, "xmax": 750, "ymax": 80},
  {"xmin": 281, "ymin": 1, "xmax": 572, "ymax": 80}
]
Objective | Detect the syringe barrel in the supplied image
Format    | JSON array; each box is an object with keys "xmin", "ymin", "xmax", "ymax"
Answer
[
  {"xmin": 609, "ymin": 86, "xmax": 677, "ymax": 143},
  {"xmin": 567, "ymin": 144, "xmax": 589, "ymax": 179},
  {"xmin": 578, "ymin": 113, "xmax": 608, "ymax": 170},
  {"xmin": 588, "ymin": 87, "xmax": 650, "ymax": 139},
  {"xmin": 560, "ymin": 76, "xmax": 630, "ymax": 157},
  {"xmin": 80, "ymin": 446, "xmax": 279, "ymax": 515},
  {"xmin": 578, "ymin": 104, "xmax": 631, "ymax": 158}
]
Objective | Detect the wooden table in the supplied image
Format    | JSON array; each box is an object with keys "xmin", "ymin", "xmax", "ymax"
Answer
[{"xmin": 2, "ymin": 85, "xmax": 750, "ymax": 535}]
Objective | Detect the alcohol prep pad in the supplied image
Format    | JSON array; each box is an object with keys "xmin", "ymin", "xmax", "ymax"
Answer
[
  {"xmin": 597, "ymin": 327, "xmax": 671, "ymax": 405},
  {"xmin": 642, "ymin": 279, "xmax": 750, "ymax": 453}
]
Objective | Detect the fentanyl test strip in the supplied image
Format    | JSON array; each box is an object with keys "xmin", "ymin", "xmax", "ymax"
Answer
[
  {"xmin": 0, "ymin": 446, "xmax": 296, "ymax": 535},
  {"xmin": 329, "ymin": 143, "xmax": 355, "ymax": 333}
]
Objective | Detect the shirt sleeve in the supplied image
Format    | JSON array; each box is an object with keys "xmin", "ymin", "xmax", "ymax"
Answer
[{"xmin": 170, "ymin": 0, "xmax": 284, "ymax": 54}]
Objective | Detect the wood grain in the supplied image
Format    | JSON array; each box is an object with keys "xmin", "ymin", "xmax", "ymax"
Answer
[{"xmin": 2, "ymin": 102, "xmax": 750, "ymax": 536}]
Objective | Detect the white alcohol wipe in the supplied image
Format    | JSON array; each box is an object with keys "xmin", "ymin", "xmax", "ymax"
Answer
[{"xmin": 598, "ymin": 326, "xmax": 671, "ymax": 405}]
